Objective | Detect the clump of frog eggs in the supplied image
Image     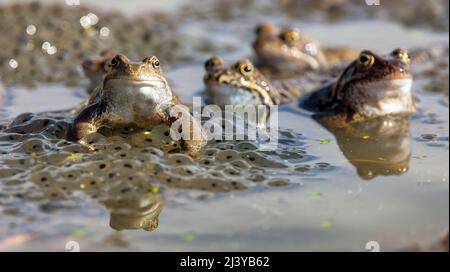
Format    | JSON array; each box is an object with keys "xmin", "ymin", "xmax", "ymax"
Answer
[
  {"xmin": 0, "ymin": 114, "xmax": 334, "ymax": 209},
  {"xmin": 0, "ymin": 2, "xmax": 186, "ymax": 87}
]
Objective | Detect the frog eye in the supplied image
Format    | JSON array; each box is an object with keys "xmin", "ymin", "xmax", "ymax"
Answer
[
  {"xmin": 109, "ymin": 54, "xmax": 129, "ymax": 68},
  {"xmin": 392, "ymin": 48, "xmax": 410, "ymax": 63},
  {"xmin": 152, "ymin": 59, "xmax": 160, "ymax": 68},
  {"xmin": 144, "ymin": 56, "xmax": 160, "ymax": 69},
  {"xmin": 239, "ymin": 61, "xmax": 254, "ymax": 76},
  {"xmin": 281, "ymin": 30, "xmax": 301, "ymax": 43},
  {"xmin": 110, "ymin": 56, "xmax": 120, "ymax": 67},
  {"xmin": 358, "ymin": 53, "xmax": 375, "ymax": 66}
]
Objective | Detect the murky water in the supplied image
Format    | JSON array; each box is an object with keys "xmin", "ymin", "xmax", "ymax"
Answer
[{"xmin": 0, "ymin": 1, "xmax": 448, "ymax": 251}]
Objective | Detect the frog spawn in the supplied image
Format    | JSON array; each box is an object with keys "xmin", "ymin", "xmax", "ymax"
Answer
[
  {"xmin": 2, "ymin": 125, "xmax": 324, "ymax": 191},
  {"xmin": 72, "ymin": 124, "xmax": 317, "ymax": 191},
  {"xmin": 0, "ymin": 3, "xmax": 186, "ymax": 87},
  {"xmin": 410, "ymin": 45, "xmax": 449, "ymax": 97},
  {"xmin": 0, "ymin": 113, "xmax": 334, "ymax": 228}
]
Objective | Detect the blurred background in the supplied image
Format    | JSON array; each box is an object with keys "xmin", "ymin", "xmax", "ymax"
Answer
[{"xmin": 0, "ymin": 0, "xmax": 448, "ymax": 87}]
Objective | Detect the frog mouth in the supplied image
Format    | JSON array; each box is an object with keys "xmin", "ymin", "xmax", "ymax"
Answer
[
  {"xmin": 353, "ymin": 77, "xmax": 415, "ymax": 116},
  {"xmin": 106, "ymin": 76, "xmax": 167, "ymax": 85},
  {"xmin": 208, "ymin": 83, "xmax": 261, "ymax": 105},
  {"xmin": 104, "ymin": 78, "xmax": 173, "ymax": 105},
  {"xmin": 105, "ymin": 77, "xmax": 171, "ymax": 92},
  {"xmin": 258, "ymin": 44, "xmax": 322, "ymax": 70},
  {"xmin": 287, "ymin": 49, "xmax": 322, "ymax": 70},
  {"xmin": 210, "ymin": 76, "xmax": 274, "ymax": 105}
]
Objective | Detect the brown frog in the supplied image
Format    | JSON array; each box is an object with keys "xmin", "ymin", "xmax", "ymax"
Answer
[
  {"xmin": 253, "ymin": 22, "xmax": 359, "ymax": 71},
  {"xmin": 69, "ymin": 53, "xmax": 206, "ymax": 157},
  {"xmin": 300, "ymin": 48, "xmax": 415, "ymax": 124},
  {"xmin": 203, "ymin": 56, "xmax": 302, "ymax": 106},
  {"xmin": 82, "ymin": 49, "xmax": 117, "ymax": 94}
]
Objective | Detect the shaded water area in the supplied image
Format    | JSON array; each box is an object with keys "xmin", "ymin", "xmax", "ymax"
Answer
[{"xmin": 0, "ymin": 0, "xmax": 448, "ymax": 251}]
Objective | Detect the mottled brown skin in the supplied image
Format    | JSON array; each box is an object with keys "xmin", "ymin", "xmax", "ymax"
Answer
[
  {"xmin": 70, "ymin": 53, "xmax": 206, "ymax": 157},
  {"xmin": 253, "ymin": 22, "xmax": 358, "ymax": 71},
  {"xmin": 300, "ymin": 48, "xmax": 415, "ymax": 124},
  {"xmin": 82, "ymin": 49, "xmax": 117, "ymax": 94},
  {"xmin": 204, "ymin": 56, "xmax": 301, "ymax": 106}
]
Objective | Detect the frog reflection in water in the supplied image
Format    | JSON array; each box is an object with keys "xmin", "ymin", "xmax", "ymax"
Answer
[
  {"xmin": 300, "ymin": 48, "xmax": 415, "ymax": 124},
  {"xmin": 69, "ymin": 53, "xmax": 206, "ymax": 157},
  {"xmin": 317, "ymin": 115, "xmax": 411, "ymax": 180},
  {"xmin": 102, "ymin": 192, "xmax": 164, "ymax": 231}
]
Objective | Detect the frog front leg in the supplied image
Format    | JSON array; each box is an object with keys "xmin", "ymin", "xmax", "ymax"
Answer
[
  {"xmin": 159, "ymin": 105, "xmax": 207, "ymax": 157},
  {"xmin": 68, "ymin": 102, "xmax": 108, "ymax": 141}
]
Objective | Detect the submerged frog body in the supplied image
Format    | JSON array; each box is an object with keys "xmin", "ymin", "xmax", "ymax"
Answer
[
  {"xmin": 69, "ymin": 53, "xmax": 206, "ymax": 157},
  {"xmin": 203, "ymin": 56, "xmax": 301, "ymax": 106},
  {"xmin": 253, "ymin": 22, "xmax": 358, "ymax": 71},
  {"xmin": 82, "ymin": 49, "xmax": 117, "ymax": 94},
  {"xmin": 300, "ymin": 48, "xmax": 415, "ymax": 123}
]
